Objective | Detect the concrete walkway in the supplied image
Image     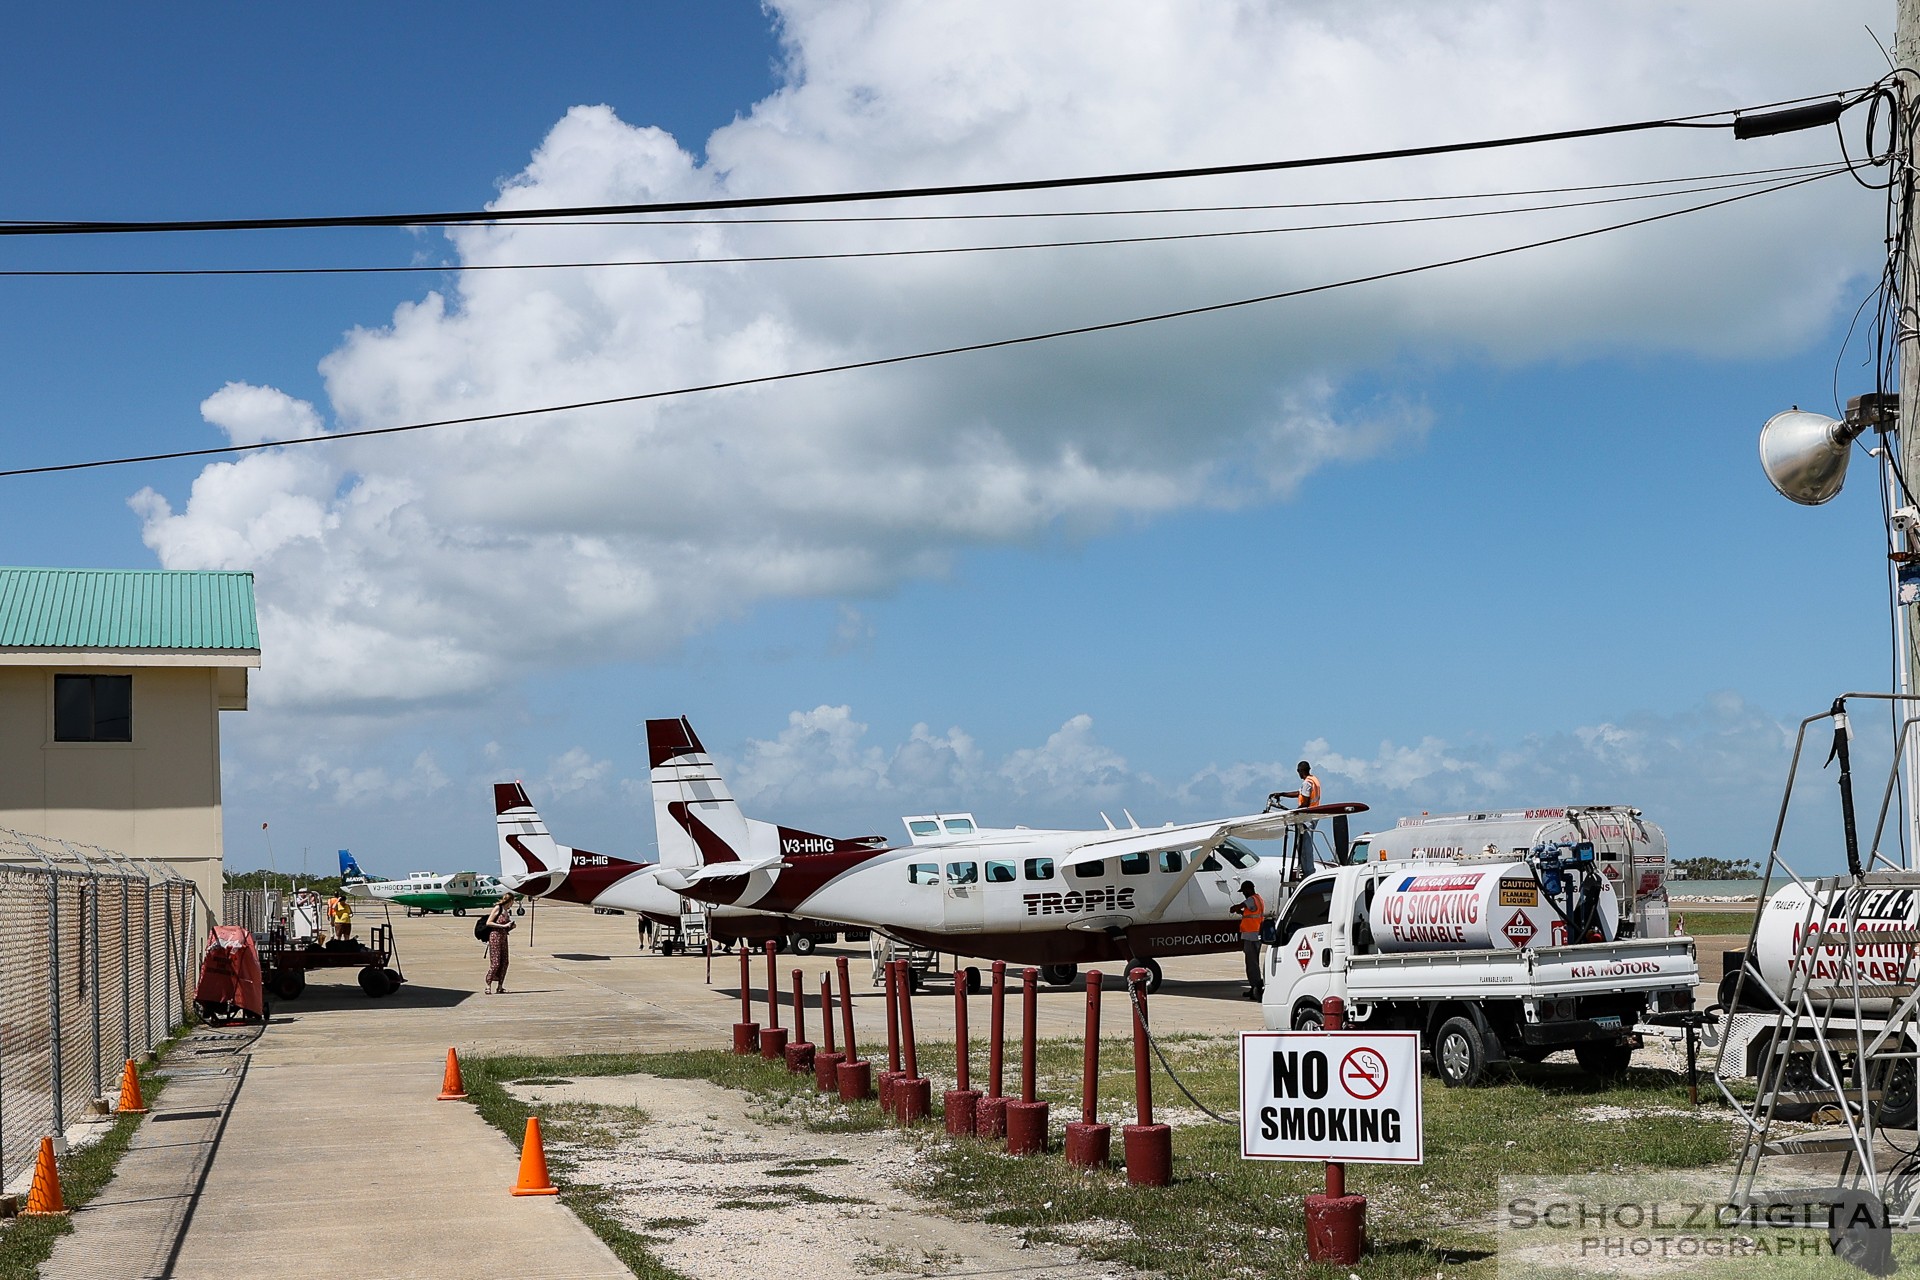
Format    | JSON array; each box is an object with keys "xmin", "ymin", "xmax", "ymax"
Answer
[{"xmin": 40, "ymin": 906, "xmax": 1266, "ymax": 1279}]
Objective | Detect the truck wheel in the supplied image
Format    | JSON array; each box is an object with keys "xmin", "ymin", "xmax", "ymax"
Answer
[
  {"xmin": 1875, "ymin": 1060, "xmax": 1916, "ymax": 1129},
  {"xmin": 1291, "ymin": 1001, "xmax": 1323, "ymax": 1031},
  {"xmin": 1574, "ymin": 1042, "xmax": 1633, "ymax": 1082},
  {"xmin": 1041, "ymin": 963, "xmax": 1078, "ymax": 987},
  {"xmin": 792, "ymin": 934, "xmax": 817, "ymax": 956},
  {"xmin": 1435, "ymin": 1017, "xmax": 1487, "ymax": 1088}
]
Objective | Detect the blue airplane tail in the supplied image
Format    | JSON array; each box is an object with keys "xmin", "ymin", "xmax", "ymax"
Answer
[{"xmin": 338, "ymin": 849, "xmax": 366, "ymax": 880}]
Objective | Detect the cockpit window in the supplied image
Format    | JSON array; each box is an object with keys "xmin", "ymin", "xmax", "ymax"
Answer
[
  {"xmin": 943, "ymin": 818, "xmax": 975, "ymax": 834},
  {"xmin": 909, "ymin": 820, "xmax": 939, "ymax": 837},
  {"xmin": 1221, "ymin": 847, "xmax": 1257, "ymax": 870}
]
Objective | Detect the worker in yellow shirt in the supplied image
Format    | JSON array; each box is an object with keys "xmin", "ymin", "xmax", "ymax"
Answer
[
  {"xmin": 327, "ymin": 891, "xmax": 353, "ymax": 942},
  {"xmin": 1231, "ymin": 880, "xmax": 1267, "ymax": 999}
]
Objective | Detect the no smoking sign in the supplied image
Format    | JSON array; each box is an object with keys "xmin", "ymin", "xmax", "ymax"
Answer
[{"xmin": 1240, "ymin": 1030, "xmax": 1423, "ymax": 1164}]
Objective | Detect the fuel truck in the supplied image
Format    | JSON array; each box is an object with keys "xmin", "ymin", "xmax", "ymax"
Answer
[{"xmin": 1262, "ymin": 838, "xmax": 1699, "ymax": 1086}]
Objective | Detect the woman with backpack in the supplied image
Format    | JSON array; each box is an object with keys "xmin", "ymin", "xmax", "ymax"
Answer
[{"xmin": 481, "ymin": 894, "xmax": 516, "ymax": 994}]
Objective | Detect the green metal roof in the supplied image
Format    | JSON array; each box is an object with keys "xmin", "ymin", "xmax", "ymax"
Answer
[{"xmin": 0, "ymin": 568, "xmax": 258, "ymax": 651}]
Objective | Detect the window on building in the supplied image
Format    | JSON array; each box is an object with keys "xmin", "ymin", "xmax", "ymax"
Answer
[
  {"xmin": 984, "ymin": 861, "xmax": 1017, "ymax": 884},
  {"xmin": 54, "ymin": 674, "xmax": 132, "ymax": 742},
  {"xmin": 1024, "ymin": 857, "xmax": 1055, "ymax": 881}
]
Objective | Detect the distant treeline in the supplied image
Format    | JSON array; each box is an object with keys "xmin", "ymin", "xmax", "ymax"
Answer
[
  {"xmin": 1671, "ymin": 857, "xmax": 1759, "ymax": 880},
  {"xmin": 223, "ymin": 869, "xmax": 346, "ymax": 896}
]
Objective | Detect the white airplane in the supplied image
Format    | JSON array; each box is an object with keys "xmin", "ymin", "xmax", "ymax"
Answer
[
  {"xmin": 492, "ymin": 779, "xmax": 882, "ymax": 951},
  {"xmin": 339, "ymin": 850, "xmax": 506, "ymax": 915},
  {"xmin": 645, "ymin": 716, "xmax": 1366, "ymax": 991}
]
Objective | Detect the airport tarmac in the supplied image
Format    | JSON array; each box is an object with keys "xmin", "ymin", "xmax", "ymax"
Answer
[{"xmin": 45, "ymin": 906, "xmax": 1268, "ymax": 1280}]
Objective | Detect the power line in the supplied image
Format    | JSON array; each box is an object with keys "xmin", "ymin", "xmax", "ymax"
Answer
[
  {"xmin": 0, "ymin": 168, "xmax": 1838, "ymax": 480},
  {"xmin": 0, "ymin": 93, "xmax": 1861, "ymax": 238},
  {"xmin": 0, "ymin": 167, "xmax": 1851, "ymax": 279}
]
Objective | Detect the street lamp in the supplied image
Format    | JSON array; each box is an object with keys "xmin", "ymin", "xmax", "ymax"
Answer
[{"xmin": 1757, "ymin": 393, "xmax": 1898, "ymax": 505}]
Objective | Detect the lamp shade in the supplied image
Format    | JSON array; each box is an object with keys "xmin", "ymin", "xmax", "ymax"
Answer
[{"xmin": 1759, "ymin": 409, "xmax": 1861, "ymax": 506}]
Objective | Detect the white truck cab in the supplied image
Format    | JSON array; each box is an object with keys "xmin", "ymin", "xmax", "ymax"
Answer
[{"xmin": 1262, "ymin": 860, "xmax": 1699, "ymax": 1086}]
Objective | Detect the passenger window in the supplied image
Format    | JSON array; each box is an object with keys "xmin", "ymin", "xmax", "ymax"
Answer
[
  {"xmin": 1024, "ymin": 858, "xmax": 1055, "ymax": 881},
  {"xmin": 909, "ymin": 821, "xmax": 939, "ymax": 837},
  {"xmin": 1158, "ymin": 850, "xmax": 1183, "ymax": 873},
  {"xmin": 1118, "ymin": 852, "xmax": 1150, "ymax": 875},
  {"xmin": 947, "ymin": 862, "xmax": 978, "ymax": 884},
  {"xmin": 984, "ymin": 861, "xmax": 1017, "ymax": 884},
  {"xmin": 1072, "ymin": 859, "xmax": 1105, "ymax": 879},
  {"xmin": 944, "ymin": 818, "xmax": 975, "ymax": 834},
  {"xmin": 908, "ymin": 863, "xmax": 940, "ymax": 885}
]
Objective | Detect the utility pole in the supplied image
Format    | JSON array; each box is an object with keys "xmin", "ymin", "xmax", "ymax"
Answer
[{"xmin": 1897, "ymin": 0, "xmax": 1920, "ymax": 866}]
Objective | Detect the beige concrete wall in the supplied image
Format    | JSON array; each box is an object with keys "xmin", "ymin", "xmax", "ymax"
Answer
[{"xmin": 0, "ymin": 665, "xmax": 229, "ymax": 922}]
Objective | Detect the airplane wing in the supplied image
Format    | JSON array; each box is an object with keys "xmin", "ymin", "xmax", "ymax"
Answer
[{"xmin": 1055, "ymin": 803, "xmax": 1367, "ymax": 869}]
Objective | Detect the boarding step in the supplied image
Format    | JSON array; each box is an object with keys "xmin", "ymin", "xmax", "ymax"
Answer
[
  {"xmin": 1797, "ymin": 986, "xmax": 1918, "ymax": 1001},
  {"xmin": 1762, "ymin": 1090, "xmax": 1884, "ymax": 1107},
  {"xmin": 1761, "ymin": 1127, "xmax": 1864, "ymax": 1155}
]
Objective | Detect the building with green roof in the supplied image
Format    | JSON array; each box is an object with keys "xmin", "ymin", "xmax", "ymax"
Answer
[{"xmin": 0, "ymin": 568, "xmax": 260, "ymax": 919}]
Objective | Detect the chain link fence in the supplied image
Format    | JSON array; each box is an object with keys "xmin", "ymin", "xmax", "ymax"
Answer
[{"xmin": 0, "ymin": 828, "xmax": 198, "ymax": 1191}]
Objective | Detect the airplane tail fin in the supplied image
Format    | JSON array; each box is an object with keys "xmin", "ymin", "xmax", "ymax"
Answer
[
  {"xmin": 494, "ymin": 782, "xmax": 569, "ymax": 896},
  {"xmin": 647, "ymin": 717, "xmax": 753, "ymax": 867},
  {"xmin": 338, "ymin": 849, "xmax": 366, "ymax": 881}
]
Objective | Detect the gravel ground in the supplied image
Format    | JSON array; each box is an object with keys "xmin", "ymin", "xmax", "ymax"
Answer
[{"xmin": 509, "ymin": 1074, "xmax": 1146, "ymax": 1280}]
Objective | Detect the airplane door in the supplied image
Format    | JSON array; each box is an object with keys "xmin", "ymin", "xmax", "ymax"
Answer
[{"xmin": 943, "ymin": 858, "xmax": 985, "ymax": 934}]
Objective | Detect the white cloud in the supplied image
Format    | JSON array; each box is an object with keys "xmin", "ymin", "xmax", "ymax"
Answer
[{"xmin": 135, "ymin": 2, "xmax": 1882, "ymax": 710}]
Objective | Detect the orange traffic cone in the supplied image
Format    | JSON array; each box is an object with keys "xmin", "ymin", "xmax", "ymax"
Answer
[
  {"xmin": 23, "ymin": 1137, "xmax": 67, "ymax": 1216},
  {"xmin": 437, "ymin": 1048, "xmax": 468, "ymax": 1101},
  {"xmin": 116, "ymin": 1059, "xmax": 148, "ymax": 1114},
  {"xmin": 510, "ymin": 1116, "xmax": 559, "ymax": 1196}
]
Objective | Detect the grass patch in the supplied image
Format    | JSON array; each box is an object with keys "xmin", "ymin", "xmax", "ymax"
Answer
[
  {"xmin": 1673, "ymin": 909, "xmax": 1760, "ymax": 936},
  {"xmin": 0, "ymin": 1058, "xmax": 172, "ymax": 1280},
  {"xmin": 469, "ymin": 1038, "xmax": 1739, "ymax": 1280}
]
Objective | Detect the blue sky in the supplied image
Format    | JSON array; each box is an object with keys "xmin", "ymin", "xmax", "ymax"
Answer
[{"xmin": 0, "ymin": 3, "xmax": 1901, "ymax": 878}]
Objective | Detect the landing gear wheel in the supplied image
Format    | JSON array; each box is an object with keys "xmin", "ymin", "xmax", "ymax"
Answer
[
  {"xmin": 963, "ymin": 966, "xmax": 982, "ymax": 994},
  {"xmin": 267, "ymin": 969, "xmax": 306, "ymax": 1001},
  {"xmin": 453, "ymin": 908, "xmax": 466, "ymax": 918},
  {"xmin": 792, "ymin": 934, "xmax": 816, "ymax": 956},
  {"xmin": 1434, "ymin": 1016, "xmax": 1487, "ymax": 1088},
  {"xmin": 1291, "ymin": 1001, "xmax": 1323, "ymax": 1032},
  {"xmin": 1574, "ymin": 1041, "xmax": 1633, "ymax": 1082},
  {"xmin": 660, "ymin": 940, "xmax": 679, "ymax": 956},
  {"xmin": 1134, "ymin": 958, "xmax": 1163, "ymax": 995},
  {"xmin": 358, "ymin": 966, "xmax": 391, "ymax": 997},
  {"xmin": 1041, "ymin": 963, "xmax": 1078, "ymax": 987},
  {"xmin": 381, "ymin": 968, "xmax": 403, "ymax": 995},
  {"xmin": 906, "ymin": 967, "xmax": 924, "ymax": 993}
]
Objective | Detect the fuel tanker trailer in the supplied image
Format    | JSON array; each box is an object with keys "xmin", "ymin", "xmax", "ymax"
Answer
[
  {"xmin": 1713, "ymin": 878, "xmax": 1920, "ymax": 1126},
  {"xmin": 1263, "ymin": 842, "xmax": 1698, "ymax": 1087}
]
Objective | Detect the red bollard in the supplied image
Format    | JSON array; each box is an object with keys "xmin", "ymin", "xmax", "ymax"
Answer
[
  {"xmin": 976, "ymin": 961, "xmax": 1009, "ymax": 1139},
  {"xmin": 760, "ymin": 941, "xmax": 788, "ymax": 1060},
  {"xmin": 895, "ymin": 959, "xmax": 931, "ymax": 1125},
  {"xmin": 1305, "ymin": 996, "xmax": 1366, "ymax": 1263},
  {"xmin": 814, "ymin": 973, "xmax": 844, "ymax": 1091},
  {"xmin": 1122, "ymin": 966, "xmax": 1171, "ymax": 1186},
  {"xmin": 879, "ymin": 959, "xmax": 905, "ymax": 1115},
  {"xmin": 945, "ymin": 973, "xmax": 980, "ymax": 1136},
  {"xmin": 1005, "ymin": 966, "xmax": 1050, "ymax": 1154},
  {"xmin": 784, "ymin": 969, "xmax": 815, "ymax": 1074},
  {"xmin": 834, "ymin": 956, "xmax": 872, "ymax": 1101},
  {"xmin": 732, "ymin": 946, "xmax": 759, "ymax": 1054},
  {"xmin": 1065, "ymin": 970, "xmax": 1110, "ymax": 1169}
]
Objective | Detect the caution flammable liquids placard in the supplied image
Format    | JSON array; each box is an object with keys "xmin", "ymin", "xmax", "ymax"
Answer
[{"xmin": 1239, "ymin": 1030, "xmax": 1423, "ymax": 1164}]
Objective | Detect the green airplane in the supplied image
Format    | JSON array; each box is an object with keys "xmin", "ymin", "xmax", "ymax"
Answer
[{"xmin": 339, "ymin": 850, "xmax": 506, "ymax": 915}]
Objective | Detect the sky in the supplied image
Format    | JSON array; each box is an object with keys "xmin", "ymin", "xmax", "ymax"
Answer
[{"xmin": 0, "ymin": 1, "xmax": 1905, "ymax": 880}]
